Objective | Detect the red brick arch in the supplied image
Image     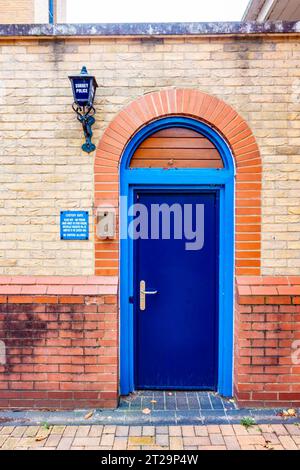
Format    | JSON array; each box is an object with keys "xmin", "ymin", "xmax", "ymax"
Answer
[{"xmin": 95, "ymin": 88, "xmax": 261, "ymax": 276}]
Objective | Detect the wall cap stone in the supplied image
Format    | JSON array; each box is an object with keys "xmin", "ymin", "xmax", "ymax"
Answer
[
  {"xmin": 236, "ymin": 276, "xmax": 300, "ymax": 304},
  {"xmin": 0, "ymin": 21, "xmax": 300, "ymax": 38},
  {"xmin": 0, "ymin": 276, "xmax": 118, "ymax": 296}
]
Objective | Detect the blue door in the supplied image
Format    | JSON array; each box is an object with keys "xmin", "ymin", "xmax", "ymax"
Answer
[{"xmin": 134, "ymin": 191, "xmax": 218, "ymax": 390}]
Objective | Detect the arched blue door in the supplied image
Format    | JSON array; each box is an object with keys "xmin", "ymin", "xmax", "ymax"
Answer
[{"xmin": 120, "ymin": 117, "xmax": 235, "ymax": 396}]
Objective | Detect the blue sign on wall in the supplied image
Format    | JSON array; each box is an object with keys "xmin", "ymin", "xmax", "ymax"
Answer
[{"xmin": 60, "ymin": 211, "xmax": 89, "ymax": 240}]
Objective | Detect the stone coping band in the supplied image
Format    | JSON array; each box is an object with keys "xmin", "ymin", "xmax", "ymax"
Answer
[{"xmin": 0, "ymin": 21, "xmax": 300, "ymax": 38}]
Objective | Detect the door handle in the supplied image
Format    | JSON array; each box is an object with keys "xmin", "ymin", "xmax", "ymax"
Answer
[{"xmin": 140, "ymin": 280, "xmax": 158, "ymax": 311}]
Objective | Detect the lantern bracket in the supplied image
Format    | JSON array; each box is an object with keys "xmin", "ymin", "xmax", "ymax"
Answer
[{"xmin": 72, "ymin": 103, "xmax": 96, "ymax": 154}]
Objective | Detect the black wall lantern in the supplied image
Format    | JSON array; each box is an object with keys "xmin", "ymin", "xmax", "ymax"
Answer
[{"xmin": 69, "ymin": 66, "xmax": 98, "ymax": 153}]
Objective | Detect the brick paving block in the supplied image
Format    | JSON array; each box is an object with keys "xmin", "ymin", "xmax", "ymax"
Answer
[
  {"xmin": 0, "ymin": 435, "xmax": 8, "ymax": 447},
  {"xmin": 210, "ymin": 433, "xmax": 225, "ymax": 446},
  {"xmin": 259, "ymin": 424, "xmax": 273, "ymax": 433},
  {"xmin": 127, "ymin": 446, "xmax": 141, "ymax": 450},
  {"xmin": 51, "ymin": 425, "xmax": 66, "ymax": 435},
  {"xmin": 285, "ymin": 424, "xmax": 300, "ymax": 435},
  {"xmin": 220, "ymin": 425, "xmax": 235, "ymax": 436},
  {"xmin": 0, "ymin": 427, "xmax": 15, "ymax": 435},
  {"xmin": 196, "ymin": 436, "xmax": 211, "ymax": 446},
  {"xmin": 184, "ymin": 445, "xmax": 198, "ymax": 450},
  {"xmin": 75, "ymin": 426, "xmax": 90, "ymax": 437},
  {"xmin": 198, "ymin": 445, "xmax": 227, "ymax": 450},
  {"xmin": 142, "ymin": 426, "xmax": 155, "ymax": 436},
  {"xmin": 169, "ymin": 426, "xmax": 182, "ymax": 436},
  {"xmin": 156, "ymin": 426, "xmax": 169, "ymax": 434},
  {"xmin": 262, "ymin": 432, "xmax": 280, "ymax": 444},
  {"xmin": 57, "ymin": 437, "xmax": 73, "ymax": 450},
  {"xmin": 141, "ymin": 445, "xmax": 167, "ymax": 450},
  {"xmin": 194, "ymin": 426, "xmax": 209, "ymax": 436},
  {"xmin": 170, "ymin": 436, "xmax": 184, "ymax": 450},
  {"xmin": 11, "ymin": 427, "xmax": 26, "ymax": 438},
  {"xmin": 24, "ymin": 426, "xmax": 40, "ymax": 438},
  {"xmin": 14, "ymin": 437, "xmax": 35, "ymax": 448},
  {"xmin": 156, "ymin": 434, "xmax": 169, "ymax": 447},
  {"xmin": 183, "ymin": 436, "xmax": 210, "ymax": 446},
  {"xmin": 24, "ymin": 438, "xmax": 47, "ymax": 449},
  {"xmin": 100, "ymin": 434, "xmax": 114, "ymax": 446},
  {"xmin": 63, "ymin": 426, "xmax": 78, "ymax": 437},
  {"xmin": 254, "ymin": 445, "xmax": 266, "ymax": 450},
  {"xmin": 72, "ymin": 437, "xmax": 100, "ymax": 447},
  {"xmin": 45, "ymin": 434, "xmax": 62, "ymax": 447},
  {"xmin": 181, "ymin": 425, "xmax": 195, "ymax": 436},
  {"xmin": 278, "ymin": 435, "xmax": 298, "ymax": 450},
  {"xmin": 89, "ymin": 425, "xmax": 103, "ymax": 437},
  {"xmin": 237, "ymin": 435, "xmax": 266, "ymax": 446},
  {"xmin": 103, "ymin": 425, "xmax": 116, "ymax": 434},
  {"xmin": 271, "ymin": 424, "xmax": 289, "ymax": 435},
  {"xmin": 207, "ymin": 425, "xmax": 221, "ymax": 433},
  {"xmin": 129, "ymin": 426, "xmax": 142, "ymax": 436},
  {"xmin": 291, "ymin": 435, "xmax": 300, "ymax": 444},
  {"xmin": 128, "ymin": 436, "xmax": 155, "ymax": 446},
  {"xmin": 1, "ymin": 437, "xmax": 20, "ymax": 450},
  {"xmin": 116, "ymin": 426, "xmax": 129, "ymax": 437},
  {"xmin": 224, "ymin": 435, "xmax": 241, "ymax": 450},
  {"xmin": 233, "ymin": 424, "xmax": 249, "ymax": 435},
  {"xmin": 247, "ymin": 426, "xmax": 263, "ymax": 435},
  {"xmin": 113, "ymin": 437, "xmax": 127, "ymax": 450}
]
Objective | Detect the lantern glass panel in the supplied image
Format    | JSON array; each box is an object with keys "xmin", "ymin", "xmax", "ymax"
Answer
[{"xmin": 72, "ymin": 77, "xmax": 92, "ymax": 107}]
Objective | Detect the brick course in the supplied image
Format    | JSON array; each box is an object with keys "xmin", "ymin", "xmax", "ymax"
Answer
[{"xmin": 0, "ymin": 277, "xmax": 118, "ymax": 409}]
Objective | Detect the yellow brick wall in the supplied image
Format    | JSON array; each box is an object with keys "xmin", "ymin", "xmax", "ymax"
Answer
[
  {"xmin": 0, "ymin": 1, "xmax": 66, "ymax": 24},
  {"xmin": 0, "ymin": 35, "xmax": 299, "ymax": 275},
  {"xmin": 0, "ymin": 1, "xmax": 35, "ymax": 24}
]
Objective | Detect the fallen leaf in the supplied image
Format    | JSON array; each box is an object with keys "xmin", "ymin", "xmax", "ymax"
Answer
[
  {"xmin": 84, "ymin": 411, "xmax": 94, "ymax": 420},
  {"xmin": 150, "ymin": 400, "xmax": 157, "ymax": 404},
  {"xmin": 228, "ymin": 399, "xmax": 235, "ymax": 403},
  {"xmin": 35, "ymin": 433, "xmax": 50, "ymax": 442},
  {"xmin": 276, "ymin": 409, "xmax": 297, "ymax": 419},
  {"xmin": 263, "ymin": 441, "xmax": 274, "ymax": 450},
  {"xmin": 142, "ymin": 408, "xmax": 151, "ymax": 415}
]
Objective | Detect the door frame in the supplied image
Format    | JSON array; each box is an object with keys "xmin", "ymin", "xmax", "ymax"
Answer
[{"xmin": 120, "ymin": 116, "xmax": 235, "ymax": 397}]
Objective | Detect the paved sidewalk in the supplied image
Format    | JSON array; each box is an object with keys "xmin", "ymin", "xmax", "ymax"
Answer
[{"xmin": 0, "ymin": 423, "xmax": 300, "ymax": 450}]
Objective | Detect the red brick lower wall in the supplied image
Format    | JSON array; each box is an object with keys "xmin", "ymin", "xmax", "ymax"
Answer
[
  {"xmin": 235, "ymin": 276, "xmax": 300, "ymax": 407},
  {"xmin": 1, "ymin": 275, "xmax": 300, "ymax": 409},
  {"xmin": 0, "ymin": 277, "xmax": 118, "ymax": 409}
]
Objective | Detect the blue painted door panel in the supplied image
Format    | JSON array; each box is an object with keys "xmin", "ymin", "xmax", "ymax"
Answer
[{"xmin": 134, "ymin": 191, "xmax": 218, "ymax": 389}]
